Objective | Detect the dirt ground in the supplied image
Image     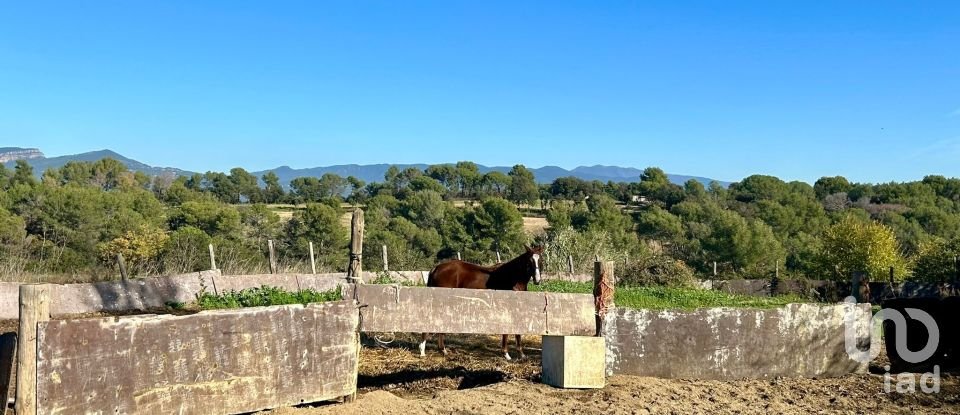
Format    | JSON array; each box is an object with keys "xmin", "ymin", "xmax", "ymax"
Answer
[{"xmin": 267, "ymin": 333, "xmax": 960, "ymax": 415}]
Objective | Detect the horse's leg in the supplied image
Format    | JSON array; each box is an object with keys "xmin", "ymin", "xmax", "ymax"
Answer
[
  {"xmin": 438, "ymin": 333, "xmax": 448, "ymax": 355},
  {"xmin": 419, "ymin": 333, "xmax": 428, "ymax": 357},
  {"xmin": 515, "ymin": 334, "xmax": 525, "ymax": 359},
  {"xmin": 501, "ymin": 334, "xmax": 511, "ymax": 360}
]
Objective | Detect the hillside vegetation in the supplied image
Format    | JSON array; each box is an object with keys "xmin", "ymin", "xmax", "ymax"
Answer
[{"xmin": 0, "ymin": 158, "xmax": 958, "ymax": 285}]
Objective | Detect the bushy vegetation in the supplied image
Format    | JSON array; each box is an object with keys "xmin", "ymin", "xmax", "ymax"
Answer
[
  {"xmin": 2, "ymin": 157, "xmax": 959, "ymax": 285},
  {"xmin": 194, "ymin": 285, "xmax": 341, "ymax": 310},
  {"xmin": 530, "ymin": 280, "xmax": 807, "ymax": 310}
]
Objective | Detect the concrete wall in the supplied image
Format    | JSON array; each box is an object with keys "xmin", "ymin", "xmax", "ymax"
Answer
[
  {"xmin": 352, "ymin": 285, "xmax": 596, "ymax": 336},
  {"xmin": 34, "ymin": 301, "xmax": 359, "ymax": 415},
  {"xmin": 603, "ymin": 303, "xmax": 871, "ymax": 380},
  {"xmin": 0, "ymin": 270, "xmax": 438, "ymax": 320},
  {"xmin": 704, "ymin": 278, "xmax": 959, "ymax": 302}
]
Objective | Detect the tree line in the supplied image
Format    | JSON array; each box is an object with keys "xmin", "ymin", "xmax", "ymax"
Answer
[{"xmin": 1, "ymin": 157, "xmax": 959, "ymax": 285}]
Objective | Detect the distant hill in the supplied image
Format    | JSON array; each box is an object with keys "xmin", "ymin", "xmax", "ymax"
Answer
[
  {"xmin": 0, "ymin": 147, "xmax": 44, "ymax": 163},
  {"xmin": 2, "ymin": 149, "xmax": 190, "ymax": 177},
  {"xmin": 2, "ymin": 147, "xmax": 730, "ymax": 186}
]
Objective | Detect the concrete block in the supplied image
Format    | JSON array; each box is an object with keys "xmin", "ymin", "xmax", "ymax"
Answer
[{"xmin": 542, "ymin": 335, "xmax": 606, "ymax": 389}]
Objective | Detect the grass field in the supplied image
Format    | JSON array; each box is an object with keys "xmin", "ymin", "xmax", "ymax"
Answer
[{"xmin": 530, "ymin": 280, "xmax": 810, "ymax": 310}]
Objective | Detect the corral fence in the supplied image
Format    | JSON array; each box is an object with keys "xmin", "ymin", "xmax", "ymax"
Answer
[{"xmin": 1, "ymin": 209, "xmax": 880, "ymax": 414}]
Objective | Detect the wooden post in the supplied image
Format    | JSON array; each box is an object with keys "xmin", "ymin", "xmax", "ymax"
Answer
[
  {"xmin": 713, "ymin": 261, "xmax": 717, "ymax": 277},
  {"xmin": 268, "ymin": 240, "xmax": 278, "ymax": 274},
  {"xmin": 208, "ymin": 243, "xmax": 217, "ymax": 270},
  {"xmin": 889, "ymin": 266, "xmax": 895, "ymax": 285},
  {"xmin": 116, "ymin": 253, "xmax": 128, "ymax": 280},
  {"xmin": 567, "ymin": 255, "xmax": 574, "ymax": 274},
  {"xmin": 851, "ymin": 271, "xmax": 870, "ymax": 303},
  {"xmin": 593, "ymin": 261, "xmax": 615, "ymax": 337},
  {"xmin": 382, "ymin": 245, "xmax": 389, "ymax": 271},
  {"xmin": 309, "ymin": 242, "xmax": 317, "ymax": 274},
  {"xmin": 346, "ymin": 209, "xmax": 364, "ymax": 283},
  {"xmin": 17, "ymin": 285, "xmax": 50, "ymax": 415}
]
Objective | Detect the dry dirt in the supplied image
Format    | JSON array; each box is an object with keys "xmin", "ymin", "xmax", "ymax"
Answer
[{"xmin": 266, "ymin": 333, "xmax": 960, "ymax": 415}]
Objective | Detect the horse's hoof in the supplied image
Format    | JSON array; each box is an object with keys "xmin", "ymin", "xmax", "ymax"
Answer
[{"xmin": 504, "ymin": 352, "xmax": 512, "ymax": 361}]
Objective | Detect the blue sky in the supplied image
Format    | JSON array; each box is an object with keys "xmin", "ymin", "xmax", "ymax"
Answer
[{"xmin": 1, "ymin": 1, "xmax": 958, "ymax": 184}]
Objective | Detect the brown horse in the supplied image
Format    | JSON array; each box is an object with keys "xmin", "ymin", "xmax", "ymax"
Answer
[{"xmin": 419, "ymin": 245, "xmax": 544, "ymax": 360}]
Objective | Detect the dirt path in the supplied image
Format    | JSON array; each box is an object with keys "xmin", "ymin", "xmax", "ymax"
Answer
[
  {"xmin": 267, "ymin": 333, "xmax": 960, "ymax": 415},
  {"xmin": 274, "ymin": 373, "xmax": 960, "ymax": 415}
]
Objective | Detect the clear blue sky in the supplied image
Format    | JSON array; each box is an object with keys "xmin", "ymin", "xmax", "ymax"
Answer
[{"xmin": 1, "ymin": 1, "xmax": 958, "ymax": 184}]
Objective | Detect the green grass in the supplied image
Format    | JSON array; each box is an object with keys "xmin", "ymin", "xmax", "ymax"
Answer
[
  {"xmin": 369, "ymin": 272, "xmax": 423, "ymax": 286},
  {"xmin": 194, "ymin": 285, "xmax": 341, "ymax": 310},
  {"xmin": 529, "ymin": 280, "xmax": 812, "ymax": 310}
]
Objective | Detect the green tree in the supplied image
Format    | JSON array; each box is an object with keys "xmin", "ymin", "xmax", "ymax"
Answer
[
  {"xmin": 169, "ymin": 200, "xmax": 242, "ymax": 238},
  {"xmin": 507, "ymin": 164, "xmax": 538, "ymax": 206},
  {"xmin": 229, "ymin": 168, "xmax": 262, "ymax": 203},
  {"xmin": 262, "ymin": 172, "xmax": 285, "ymax": 203},
  {"xmin": 318, "ymin": 173, "xmax": 348, "ymax": 199},
  {"xmin": 482, "ymin": 171, "xmax": 511, "ymax": 197},
  {"xmin": 814, "ymin": 176, "xmax": 853, "ymax": 200},
  {"xmin": 468, "ymin": 198, "xmax": 526, "ymax": 256},
  {"xmin": 238, "ymin": 203, "xmax": 282, "ymax": 247},
  {"xmin": 820, "ymin": 215, "xmax": 908, "ymax": 281},
  {"xmin": 284, "ymin": 203, "xmax": 349, "ymax": 265},
  {"xmin": 455, "ymin": 161, "xmax": 481, "ymax": 198},
  {"xmin": 913, "ymin": 238, "xmax": 960, "ymax": 283},
  {"xmin": 12, "ymin": 160, "xmax": 36, "ymax": 186},
  {"xmin": 426, "ymin": 164, "xmax": 458, "ymax": 195}
]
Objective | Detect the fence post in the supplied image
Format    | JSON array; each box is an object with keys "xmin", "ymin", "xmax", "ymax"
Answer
[
  {"xmin": 382, "ymin": 245, "xmax": 389, "ymax": 271},
  {"xmin": 775, "ymin": 260, "xmax": 779, "ymax": 279},
  {"xmin": 268, "ymin": 240, "xmax": 278, "ymax": 274},
  {"xmin": 593, "ymin": 261, "xmax": 615, "ymax": 337},
  {"xmin": 17, "ymin": 284, "xmax": 50, "ymax": 415},
  {"xmin": 346, "ymin": 209, "xmax": 364, "ymax": 283},
  {"xmin": 851, "ymin": 271, "xmax": 870, "ymax": 303},
  {"xmin": 208, "ymin": 243, "xmax": 217, "ymax": 271},
  {"xmin": 567, "ymin": 255, "xmax": 574, "ymax": 275},
  {"xmin": 713, "ymin": 261, "xmax": 717, "ymax": 277},
  {"xmin": 116, "ymin": 253, "xmax": 128, "ymax": 281},
  {"xmin": 309, "ymin": 242, "xmax": 317, "ymax": 274}
]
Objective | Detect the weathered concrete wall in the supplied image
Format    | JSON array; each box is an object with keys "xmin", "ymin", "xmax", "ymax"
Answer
[
  {"xmin": 703, "ymin": 278, "xmax": 959, "ymax": 302},
  {"xmin": 0, "ymin": 271, "xmax": 358, "ymax": 319},
  {"xmin": 352, "ymin": 285, "xmax": 595, "ymax": 336},
  {"xmin": 35, "ymin": 301, "xmax": 359, "ymax": 415},
  {"xmin": 604, "ymin": 303, "xmax": 871, "ymax": 380},
  {"xmin": 0, "ymin": 271, "xmax": 220, "ymax": 319}
]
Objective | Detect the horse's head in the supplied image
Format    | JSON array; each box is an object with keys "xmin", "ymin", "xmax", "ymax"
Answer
[{"xmin": 525, "ymin": 245, "xmax": 544, "ymax": 285}]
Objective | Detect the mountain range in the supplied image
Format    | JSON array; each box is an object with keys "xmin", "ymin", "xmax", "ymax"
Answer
[{"xmin": 0, "ymin": 147, "xmax": 730, "ymax": 187}]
